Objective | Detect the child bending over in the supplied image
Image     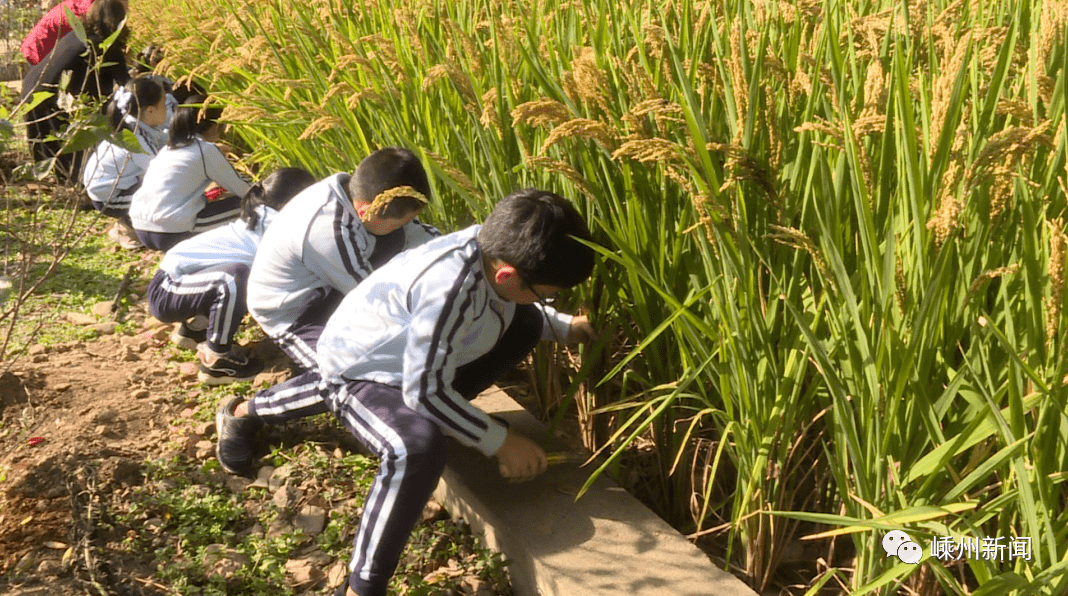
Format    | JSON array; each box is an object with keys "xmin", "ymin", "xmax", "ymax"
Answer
[
  {"xmin": 216, "ymin": 188, "xmax": 597, "ymax": 596},
  {"xmin": 147, "ymin": 168, "xmax": 316, "ymax": 385},
  {"xmin": 246, "ymin": 147, "xmax": 438, "ymax": 375},
  {"xmin": 129, "ymin": 95, "xmax": 249, "ymax": 251},
  {"xmin": 82, "ymin": 77, "xmax": 169, "ymax": 249}
]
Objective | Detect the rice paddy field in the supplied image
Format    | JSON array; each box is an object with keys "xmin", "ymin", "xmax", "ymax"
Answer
[{"xmin": 134, "ymin": 0, "xmax": 1068, "ymax": 594}]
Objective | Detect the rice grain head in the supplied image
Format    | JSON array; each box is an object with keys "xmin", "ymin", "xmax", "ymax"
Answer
[
  {"xmin": 525, "ymin": 156, "xmax": 593, "ymax": 195},
  {"xmin": 572, "ymin": 46, "xmax": 612, "ymax": 114},
  {"xmin": 298, "ymin": 115, "xmax": 342, "ymax": 141},
  {"xmin": 926, "ymin": 194, "xmax": 961, "ymax": 246},
  {"xmin": 346, "ymin": 89, "xmax": 384, "ymax": 110},
  {"xmin": 767, "ymin": 225, "xmax": 836, "ymax": 293},
  {"xmin": 996, "ymin": 99, "xmax": 1034, "ymax": 126},
  {"xmin": 930, "ymin": 32, "xmax": 972, "ymax": 160},
  {"xmin": 425, "ymin": 151, "xmax": 481, "ymax": 200},
  {"xmin": 541, "ymin": 118, "xmax": 617, "ymax": 152},
  {"xmin": 643, "ymin": 24, "xmax": 667, "ymax": 58},
  {"xmin": 861, "ymin": 60, "xmax": 887, "ymax": 118},
  {"xmin": 1040, "ymin": 0, "xmax": 1068, "ymax": 60},
  {"xmin": 1047, "ymin": 219, "xmax": 1067, "ymax": 348},
  {"xmin": 511, "ymin": 100, "xmax": 572, "ymax": 129},
  {"xmin": 728, "ymin": 22, "xmax": 748, "ymax": 143},
  {"xmin": 611, "ymin": 138, "xmax": 688, "ymax": 164},
  {"xmin": 966, "ymin": 264, "xmax": 1020, "ymax": 297},
  {"xmin": 480, "ymin": 88, "xmax": 502, "ymax": 135},
  {"xmin": 221, "ymin": 104, "xmax": 271, "ymax": 124}
]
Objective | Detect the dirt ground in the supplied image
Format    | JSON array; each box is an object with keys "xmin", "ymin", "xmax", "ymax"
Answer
[
  {"xmin": 0, "ymin": 306, "xmax": 301, "ymax": 595},
  {"xmin": 0, "ymin": 201, "xmax": 511, "ymax": 596}
]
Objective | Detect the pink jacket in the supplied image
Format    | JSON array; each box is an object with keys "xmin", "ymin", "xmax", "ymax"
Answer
[{"xmin": 20, "ymin": 0, "xmax": 95, "ymax": 65}]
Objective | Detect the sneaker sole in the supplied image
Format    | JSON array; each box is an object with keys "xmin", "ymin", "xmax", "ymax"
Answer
[{"xmin": 199, "ymin": 371, "xmax": 260, "ymax": 386}]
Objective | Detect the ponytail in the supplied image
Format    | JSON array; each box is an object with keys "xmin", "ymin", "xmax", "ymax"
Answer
[
  {"xmin": 241, "ymin": 167, "xmax": 317, "ymax": 230},
  {"xmin": 105, "ymin": 77, "xmax": 165, "ymax": 132},
  {"xmin": 168, "ymin": 94, "xmax": 223, "ymax": 149}
]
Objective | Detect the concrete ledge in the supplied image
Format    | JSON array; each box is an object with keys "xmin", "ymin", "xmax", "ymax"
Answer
[{"xmin": 433, "ymin": 388, "xmax": 757, "ymax": 596}]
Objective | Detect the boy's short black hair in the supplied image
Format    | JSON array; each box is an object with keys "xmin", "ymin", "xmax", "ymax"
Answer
[
  {"xmin": 479, "ymin": 188, "xmax": 594, "ymax": 288},
  {"xmin": 348, "ymin": 147, "xmax": 431, "ymax": 219}
]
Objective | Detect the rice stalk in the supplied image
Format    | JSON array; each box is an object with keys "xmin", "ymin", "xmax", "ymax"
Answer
[{"xmin": 1047, "ymin": 220, "xmax": 1066, "ymax": 350}]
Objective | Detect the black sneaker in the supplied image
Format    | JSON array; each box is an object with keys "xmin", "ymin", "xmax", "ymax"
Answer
[
  {"xmin": 215, "ymin": 395, "xmax": 263, "ymax": 477},
  {"xmin": 171, "ymin": 322, "xmax": 207, "ymax": 351},
  {"xmin": 198, "ymin": 348, "xmax": 264, "ymax": 386}
]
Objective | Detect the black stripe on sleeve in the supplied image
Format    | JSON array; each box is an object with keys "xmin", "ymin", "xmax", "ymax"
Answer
[{"xmin": 418, "ymin": 251, "xmax": 488, "ymax": 439}]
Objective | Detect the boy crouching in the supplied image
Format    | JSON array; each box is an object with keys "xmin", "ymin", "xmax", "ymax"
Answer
[{"xmin": 218, "ymin": 188, "xmax": 597, "ymax": 596}]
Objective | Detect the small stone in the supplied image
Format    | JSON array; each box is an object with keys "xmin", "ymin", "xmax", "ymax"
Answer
[
  {"xmin": 54, "ymin": 383, "xmax": 72, "ymax": 392},
  {"xmin": 285, "ymin": 558, "xmax": 325, "ymax": 587},
  {"xmin": 463, "ymin": 576, "xmax": 495, "ymax": 596},
  {"xmin": 294, "ymin": 505, "xmax": 327, "ymax": 536},
  {"xmin": 88, "ymin": 322, "xmax": 118, "ymax": 335},
  {"xmin": 93, "ymin": 408, "xmax": 119, "ymax": 424},
  {"xmin": 197, "ymin": 421, "xmax": 215, "ymax": 437},
  {"xmin": 142, "ymin": 316, "xmax": 163, "ymax": 329},
  {"xmin": 123, "ymin": 335, "xmax": 150, "ymax": 353},
  {"xmin": 36, "ymin": 558, "xmax": 62, "ymax": 577},
  {"xmin": 268, "ymin": 465, "xmax": 291, "ymax": 492},
  {"xmin": 65, "ymin": 312, "xmax": 96, "ymax": 326},
  {"xmin": 131, "ymin": 389, "xmax": 150, "ymax": 399},
  {"xmin": 178, "ymin": 362, "xmax": 198, "ymax": 378},
  {"xmin": 203, "ymin": 544, "xmax": 250, "ymax": 578},
  {"xmin": 327, "ymin": 561, "xmax": 348, "ymax": 587},
  {"xmin": 250, "ymin": 465, "xmax": 274, "ymax": 489},
  {"xmin": 223, "ymin": 475, "xmax": 247, "ymax": 494},
  {"xmin": 195, "ymin": 440, "xmax": 214, "ymax": 460},
  {"xmin": 266, "ymin": 516, "xmax": 290, "ymax": 539},
  {"xmin": 14, "ymin": 552, "xmax": 34, "ymax": 574},
  {"xmin": 272, "ymin": 484, "xmax": 296, "ymax": 509},
  {"xmin": 90, "ymin": 301, "xmax": 113, "ymax": 317},
  {"xmin": 28, "ymin": 344, "xmax": 46, "ymax": 356}
]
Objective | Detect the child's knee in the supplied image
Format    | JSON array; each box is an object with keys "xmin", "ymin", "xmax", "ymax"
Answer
[{"xmin": 395, "ymin": 419, "xmax": 448, "ymax": 471}]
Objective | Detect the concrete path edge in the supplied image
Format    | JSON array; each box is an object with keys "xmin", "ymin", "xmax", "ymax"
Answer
[{"xmin": 433, "ymin": 387, "xmax": 758, "ymax": 596}]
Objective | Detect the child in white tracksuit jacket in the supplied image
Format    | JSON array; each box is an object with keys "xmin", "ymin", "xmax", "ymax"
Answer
[
  {"xmin": 82, "ymin": 77, "xmax": 169, "ymax": 249},
  {"xmin": 216, "ymin": 189, "xmax": 598, "ymax": 596},
  {"xmin": 246, "ymin": 147, "xmax": 439, "ymax": 375},
  {"xmin": 130, "ymin": 94, "xmax": 248, "ymax": 252},
  {"xmin": 146, "ymin": 168, "xmax": 315, "ymax": 385}
]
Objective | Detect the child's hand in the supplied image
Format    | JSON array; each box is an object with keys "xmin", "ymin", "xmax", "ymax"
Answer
[
  {"xmin": 495, "ymin": 431, "xmax": 548, "ymax": 483},
  {"xmin": 566, "ymin": 315, "xmax": 599, "ymax": 344}
]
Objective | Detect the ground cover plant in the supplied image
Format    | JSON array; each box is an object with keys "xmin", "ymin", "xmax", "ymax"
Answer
[
  {"xmin": 135, "ymin": 0, "xmax": 1068, "ymax": 594},
  {"xmin": 0, "ymin": 180, "xmax": 513, "ymax": 596},
  {"xmin": 0, "ymin": 68, "xmax": 513, "ymax": 594}
]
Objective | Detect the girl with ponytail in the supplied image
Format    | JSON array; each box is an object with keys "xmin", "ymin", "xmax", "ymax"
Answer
[
  {"xmin": 146, "ymin": 167, "xmax": 316, "ymax": 385},
  {"xmin": 81, "ymin": 76, "xmax": 168, "ymax": 249}
]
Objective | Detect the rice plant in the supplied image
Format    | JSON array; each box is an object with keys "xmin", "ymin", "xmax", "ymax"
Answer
[{"xmin": 135, "ymin": 0, "xmax": 1068, "ymax": 593}]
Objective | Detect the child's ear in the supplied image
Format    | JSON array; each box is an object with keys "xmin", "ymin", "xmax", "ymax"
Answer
[{"xmin": 494, "ymin": 262, "xmax": 520, "ymax": 286}]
